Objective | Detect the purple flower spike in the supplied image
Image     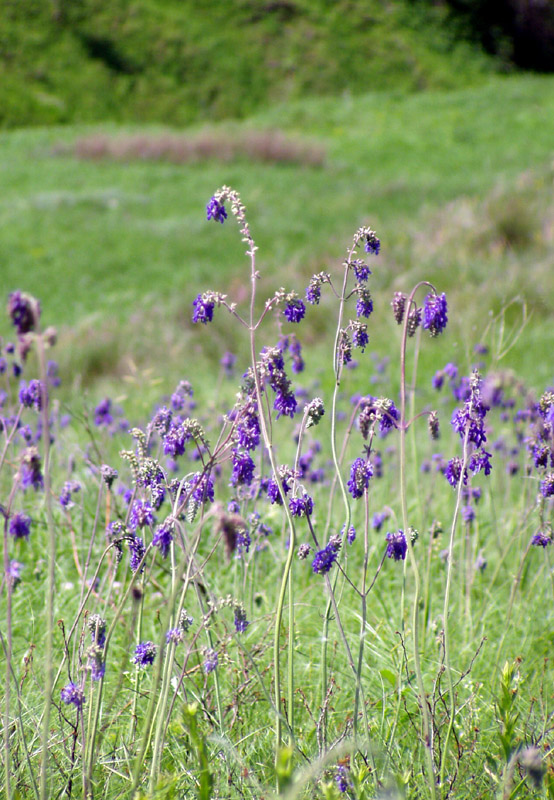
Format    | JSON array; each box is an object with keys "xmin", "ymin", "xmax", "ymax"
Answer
[{"xmin": 386, "ymin": 530, "xmax": 407, "ymax": 561}]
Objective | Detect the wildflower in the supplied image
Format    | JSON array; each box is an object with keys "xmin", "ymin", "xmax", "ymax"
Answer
[
  {"xmin": 9, "ymin": 512, "xmax": 31, "ymax": 540},
  {"xmin": 305, "ymin": 272, "xmax": 330, "ymax": 305},
  {"xmin": 94, "ymin": 398, "xmax": 113, "ymax": 427},
  {"xmin": 234, "ymin": 606, "xmax": 249, "ymax": 633},
  {"xmin": 88, "ymin": 614, "xmax": 106, "ymax": 648},
  {"xmin": 289, "ymin": 492, "xmax": 314, "ymax": 517},
  {"xmin": 236, "ymin": 407, "xmax": 260, "ymax": 450},
  {"xmin": 391, "ymin": 292, "xmax": 406, "ymax": 324},
  {"xmin": 7, "ymin": 560, "xmax": 23, "ymax": 588},
  {"xmin": 428, "ymin": 411, "xmax": 440, "ymax": 440},
  {"xmin": 274, "ymin": 389, "xmax": 297, "ymax": 419},
  {"xmin": 61, "ymin": 683, "xmax": 85, "ymax": 709},
  {"xmin": 166, "ymin": 628, "xmax": 184, "ymax": 645},
  {"xmin": 305, "ymin": 397, "xmax": 325, "ymax": 429},
  {"xmin": 468, "ymin": 449, "xmax": 492, "ymax": 476},
  {"xmin": 8, "ymin": 291, "xmax": 38, "ymax": 335},
  {"xmin": 129, "ymin": 536, "xmax": 146, "ymax": 573},
  {"xmin": 206, "ymin": 196, "xmax": 227, "ymax": 223},
  {"xmin": 347, "ymin": 457, "xmax": 373, "ymax": 499},
  {"xmin": 444, "ymin": 457, "xmax": 468, "ymax": 487},
  {"xmin": 422, "ymin": 292, "xmax": 448, "ymax": 336},
  {"xmin": 540, "ymin": 474, "xmax": 554, "ymax": 498},
  {"xmin": 230, "ymin": 450, "xmax": 256, "ymax": 487},
  {"xmin": 474, "ymin": 550, "xmax": 487, "ymax": 571},
  {"xmin": 152, "ymin": 518, "xmax": 175, "ymax": 558},
  {"xmin": 531, "ymin": 531, "xmax": 552, "ymax": 547},
  {"xmin": 298, "ymin": 543, "xmax": 311, "ymax": 559},
  {"xmin": 283, "ymin": 297, "xmax": 306, "ymax": 324},
  {"xmin": 364, "ymin": 230, "xmax": 380, "ymax": 255},
  {"xmin": 351, "ymin": 259, "xmax": 371, "ymax": 282},
  {"xmin": 191, "ymin": 472, "xmax": 215, "ymax": 504},
  {"xmin": 100, "ymin": 464, "xmax": 118, "ymax": 488},
  {"xmin": 192, "ymin": 293, "xmax": 215, "ymax": 324},
  {"xmin": 356, "ymin": 287, "xmax": 373, "ymax": 319},
  {"xmin": 372, "ymin": 511, "xmax": 388, "ymax": 531},
  {"xmin": 133, "ymin": 641, "xmax": 157, "ymax": 668},
  {"xmin": 336, "ymin": 765, "xmax": 351, "ymax": 793},
  {"xmin": 220, "ymin": 351, "xmax": 236, "ymax": 376},
  {"xmin": 179, "ymin": 609, "xmax": 194, "ymax": 632},
  {"xmin": 19, "ymin": 379, "xmax": 44, "ymax": 411},
  {"xmin": 352, "ymin": 322, "xmax": 369, "ymax": 351},
  {"xmin": 312, "ymin": 540, "xmax": 340, "ymax": 574},
  {"xmin": 346, "ymin": 525, "xmax": 356, "ymax": 544},
  {"xmin": 21, "ymin": 447, "xmax": 43, "ymax": 491},
  {"xmin": 386, "ymin": 530, "xmax": 407, "ymax": 561},
  {"xmin": 129, "ymin": 499, "xmax": 155, "ymax": 531},
  {"xmin": 203, "ymin": 648, "xmax": 218, "ymax": 673},
  {"xmin": 462, "ymin": 505, "xmax": 475, "ymax": 524},
  {"xmin": 407, "ymin": 306, "xmax": 422, "ymax": 337},
  {"xmin": 152, "ymin": 406, "xmax": 173, "ymax": 436},
  {"xmin": 59, "ymin": 480, "xmax": 81, "ymax": 508},
  {"xmin": 87, "ymin": 646, "xmax": 105, "ymax": 681}
]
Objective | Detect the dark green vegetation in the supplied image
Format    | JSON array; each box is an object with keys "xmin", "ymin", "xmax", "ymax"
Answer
[{"xmin": 1, "ymin": 0, "xmax": 497, "ymax": 129}]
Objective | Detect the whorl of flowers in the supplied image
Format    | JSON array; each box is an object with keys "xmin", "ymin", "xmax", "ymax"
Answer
[
  {"xmin": 192, "ymin": 291, "xmax": 227, "ymax": 325},
  {"xmin": 133, "ymin": 641, "xmax": 158, "ymax": 668},
  {"xmin": 358, "ymin": 396, "xmax": 399, "ymax": 438},
  {"xmin": 386, "ymin": 530, "xmax": 408, "ymax": 561},
  {"xmin": 312, "ymin": 539, "xmax": 341, "ymax": 574},
  {"xmin": 305, "ymin": 397, "xmax": 325, "ymax": 428},
  {"xmin": 347, "ymin": 457, "xmax": 373, "ymax": 499},
  {"xmin": 60, "ymin": 683, "xmax": 85, "ymax": 709},
  {"xmin": 422, "ymin": 292, "xmax": 448, "ymax": 337},
  {"xmin": 8, "ymin": 291, "xmax": 39, "ymax": 335},
  {"xmin": 289, "ymin": 492, "xmax": 314, "ymax": 518},
  {"xmin": 207, "ymin": 186, "xmax": 254, "ymax": 248},
  {"xmin": 206, "ymin": 196, "xmax": 227, "ymax": 223},
  {"xmin": 305, "ymin": 271, "xmax": 330, "ymax": 305}
]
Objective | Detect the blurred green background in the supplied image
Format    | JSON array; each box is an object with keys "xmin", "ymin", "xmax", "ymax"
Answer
[{"xmin": 1, "ymin": 0, "xmax": 553, "ymax": 402}]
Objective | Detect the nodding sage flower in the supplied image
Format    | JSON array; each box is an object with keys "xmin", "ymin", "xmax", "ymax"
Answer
[
  {"xmin": 19, "ymin": 379, "xmax": 44, "ymax": 411},
  {"xmin": 203, "ymin": 648, "xmax": 218, "ymax": 674},
  {"xmin": 423, "ymin": 292, "xmax": 448, "ymax": 337},
  {"xmin": 531, "ymin": 531, "xmax": 552, "ymax": 547},
  {"xmin": 100, "ymin": 464, "xmax": 118, "ymax": 488},
  {"xmin": 540, "ymin": 474, "xmax": 554, "ymax": 498},
  {"xmin": 234, "ymin": 606, "xmax": 249, "ymax": 633},
  {"xmin": 21, "ymin": 447, "xmax": 43, "ymax": 491},
  {"xmin": 94, "ymin": 397, "xmax": 113, "ymax": 427},
  {"xmin": 129, "ymin": 499, "xmax": 155, "ymax": 531},
  {"xmin": 152, "ymin": 518, "xmax": 175, "ymax": 559},
  {"xmin": 230, "ymin": 449, "xmax": 256, "ymax": 487},
  {"xmin": 289, "ymin": 492, "xmax": 314, "ymax": 518},
  {"xmin": 192, "ymin": 293, "xmax": 215, "ymax": 324},
  {"xmin": 88, "ymin": 614, "xmax": 107, "ymax": 648},
  {"xmin": 391, "ymin": 292, "xmax": 407, "ymax": 325},
  {"xmin": 355, "ymin": 287, "xmax": 373, "ymax": 319},
  {"xmin": 283, "ymin": 297, "xmax": 306, "ymax": 324},
  {"xmin": 312, "ymin": 539, "xmax": 340, "ymax": 574},
  {"xmin": 364, "ymin": 230, "xmax": 381, "ymax": 255},
  {"xmin": 9, "ymin": 511, "xmax": 32, "ymax": 540},
  {"xmin": 133, "ymin": 641, "xmax": 157, "ymax": 668},
  {"xmin": 59, "ymin": 480, "xmax": 81, "ymax": 508},
  {"xmin": 206, "ymin": 196, "xmax": 227, "ymax": 223},
  {"xmin": 61, "ymin": 683, "xmax": 85, "ymax": 709},
  {"xmin": 129, "ymin": 536, "xmax": 146, "ymax": 573},
  {"xmin": 8, "ymin": 291, "xmax": 39, "ymax": 335},
  {"xmin": 166, "ymin": 628, "xmax": 184, "ymax": 645},
  {"xmin": 351, "ymin": 259, "xmax": 371, "ymax": 282},
  {"xmin": 347, "ymin": 457, "xmax": 373, "ymax": 499},
  {"xmin": 386, "ymin": 530, "xmax": 408, "ymax": 561},
  {"xmin": 352, "ymin": 322, "xmax": 369, "ymax": 352}
]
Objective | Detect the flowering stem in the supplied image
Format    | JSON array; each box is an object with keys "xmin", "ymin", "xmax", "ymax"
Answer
[
  {"xmin": 399, "ymin": 283, "xmax": 437, "ymax": 798},
  {"xmin": 36, "ymin": 329, "xmax": 56, "ymax": 800}
]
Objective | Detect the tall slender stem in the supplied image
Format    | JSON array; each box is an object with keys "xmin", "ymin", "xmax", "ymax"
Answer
[{"xmin": 399, "ymin": 284, "xmax": 437, "ymax": 798}]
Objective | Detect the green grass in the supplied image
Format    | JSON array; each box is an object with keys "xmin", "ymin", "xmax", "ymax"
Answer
[{"xmin": 0, "ymin": 73, "xmax": 553, "ymax": 401}]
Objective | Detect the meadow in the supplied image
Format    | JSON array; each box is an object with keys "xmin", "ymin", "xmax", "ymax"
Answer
[{"xmin": 1, "ymin": 73, "xmax": 554, "ymax": 799}]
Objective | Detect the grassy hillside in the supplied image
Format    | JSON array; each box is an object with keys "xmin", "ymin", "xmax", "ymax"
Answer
[
  {"xmin": 0, "ymin": 0, "xmax": 496, "ymax": 128},
  {"xmin": 0, "ymin": 73, "xmax": 553, "ymax": 409}
]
